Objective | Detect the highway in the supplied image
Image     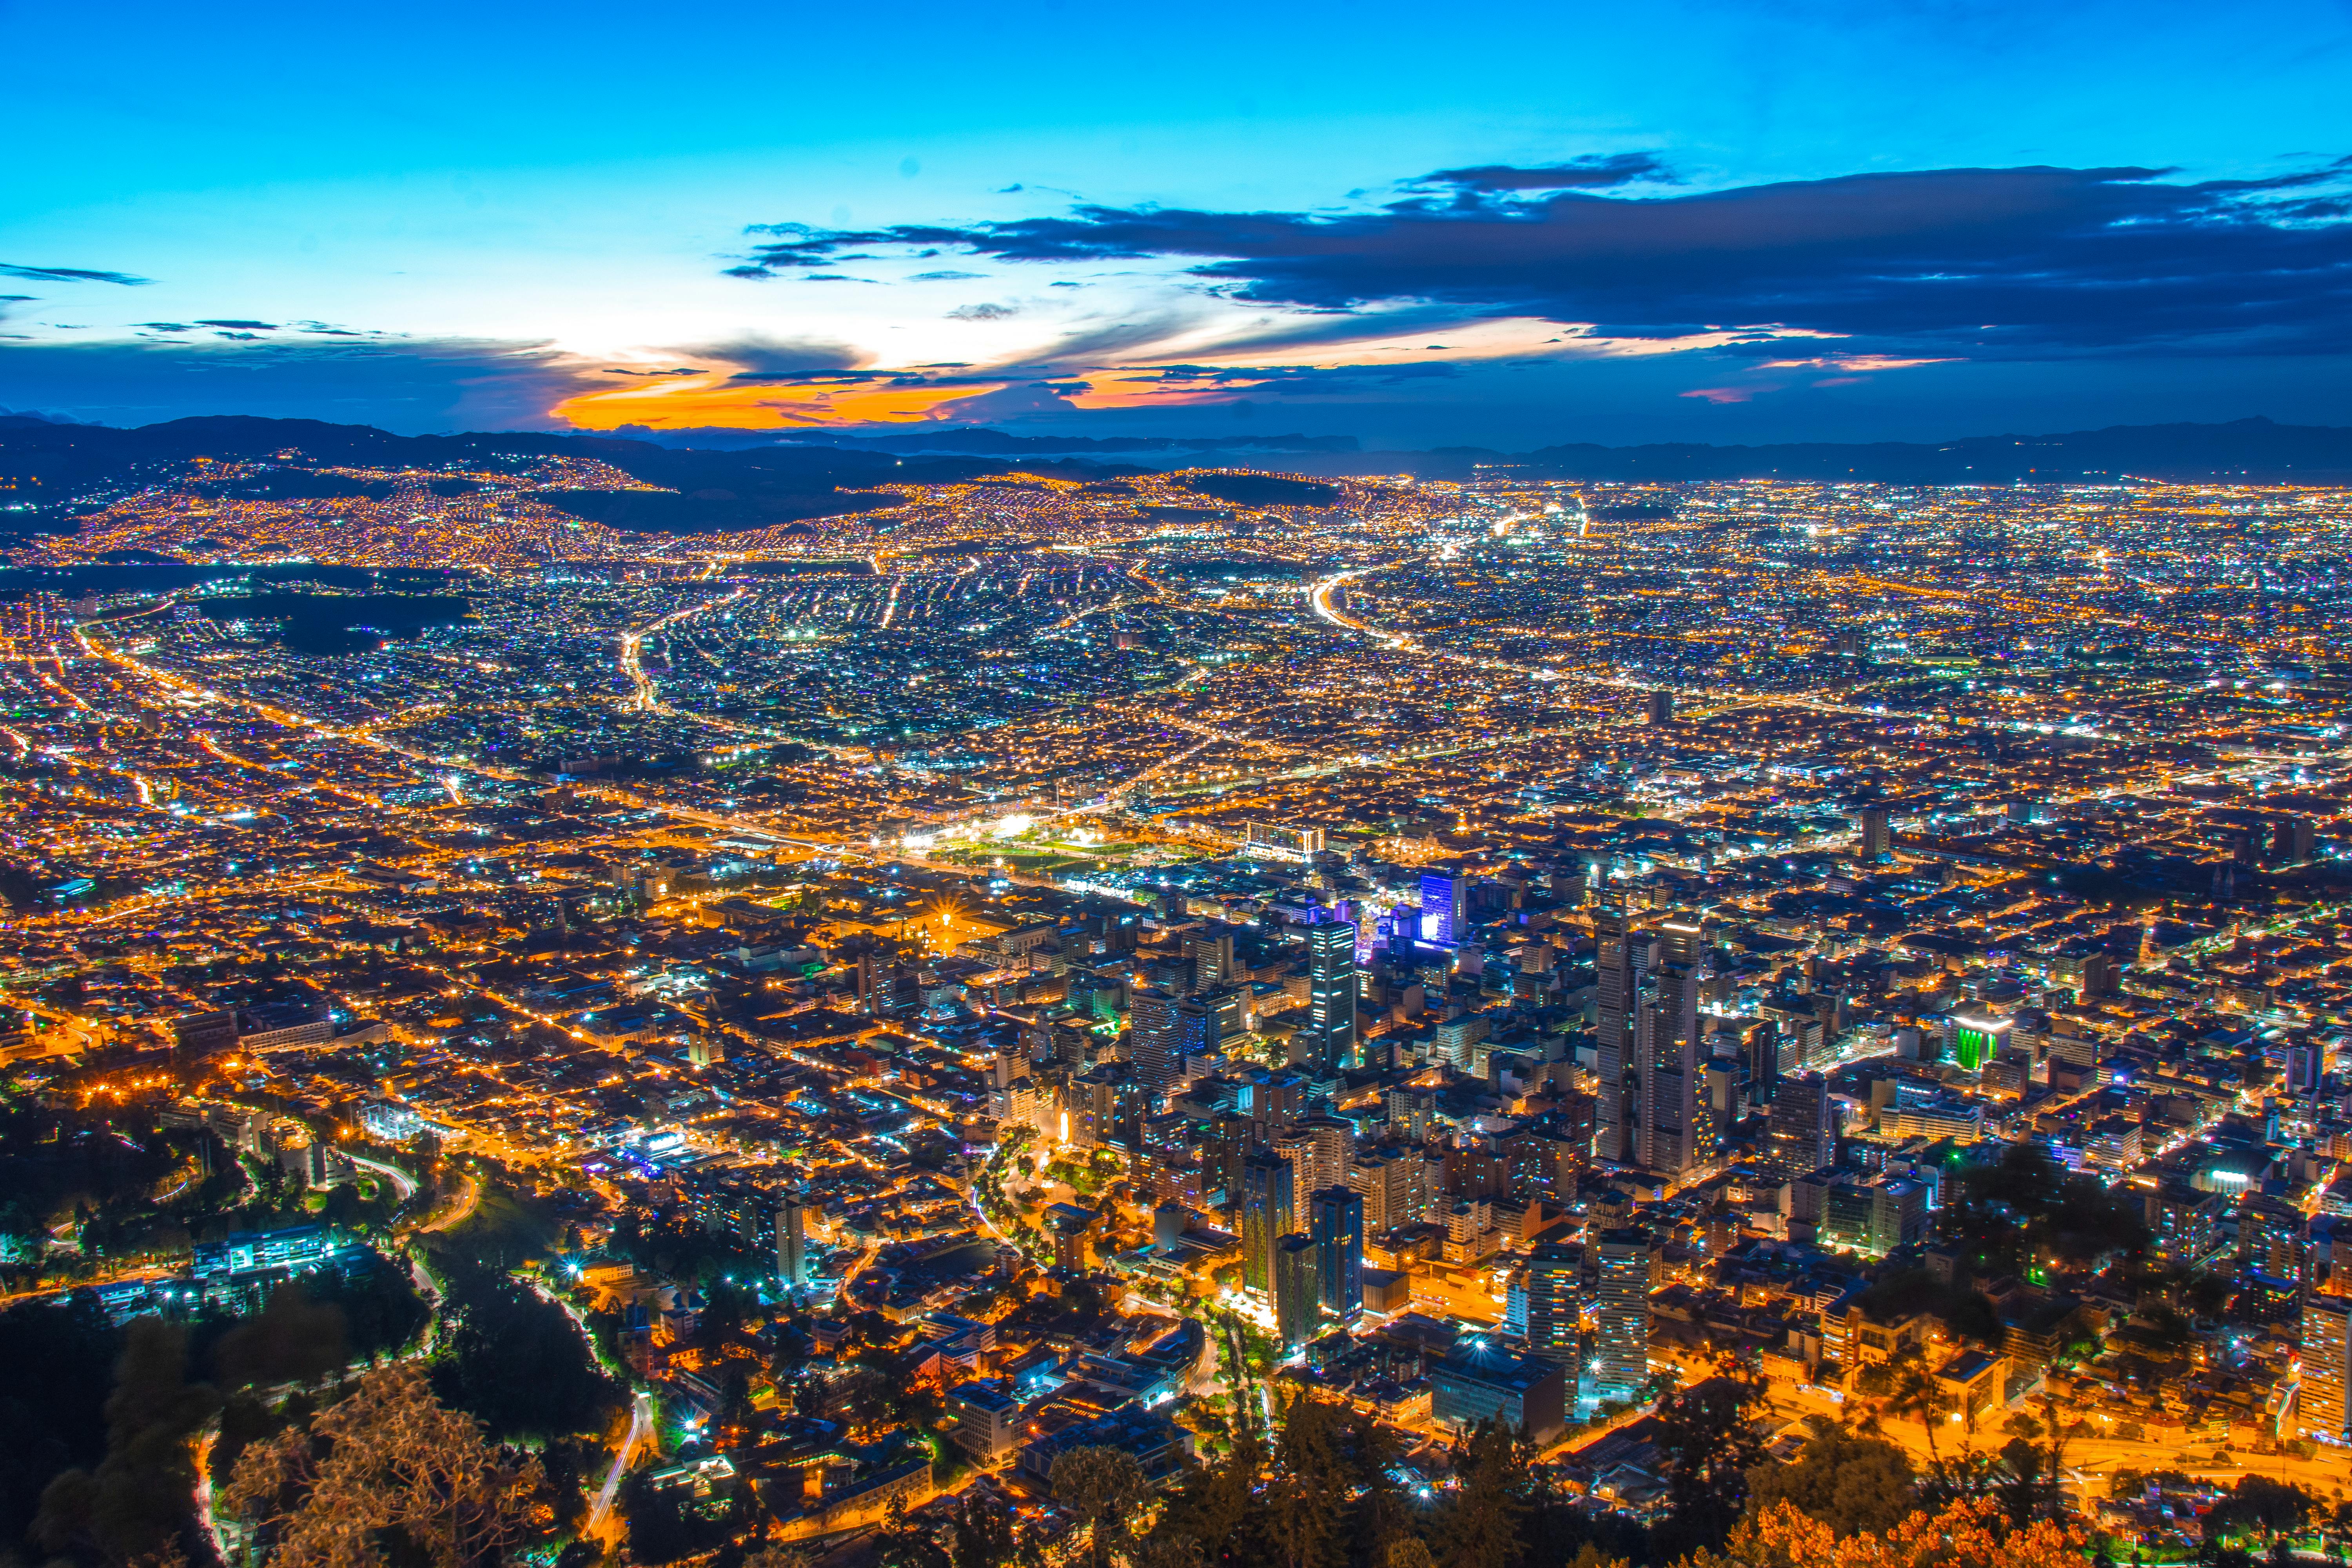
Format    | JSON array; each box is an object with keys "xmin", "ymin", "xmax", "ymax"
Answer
[
  {"xmin": 340, "ymin": 1151, "xmax": 419, "ymax": 1202},
  {"xmin": 619, "ymin": 586, "xmax": 748, "ymax": 713},
  {"xmin": 588, "ymin": 1390, "xmax": 656, "ymax": 1534}
]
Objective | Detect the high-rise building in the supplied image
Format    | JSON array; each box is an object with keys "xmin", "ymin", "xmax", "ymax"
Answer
[
  {"xmin": 2149, "ymin": 1180, "xmax": 2225, "ymax": 1268},
  {"xmin": 1592, "ymin": 907, "xmax": 1641, "ymax": 1164},
  {"xmin": 1299, "ymin": 918, "xmax": 1359, "ymax": 1073},
  {"xmin": 1296, "ymin": 1113, "xmax": 1355, "ymax": 1194},
  {"xmin": 1064, "ymin": 1064, "xmax": 1131, "ymax": 1148},
  {"xmin": 1309, "ymin": 1185, "xmax": 1364, "ymax": 1319},
  {"xmin": 1349, "ymin": 1147, "xmax": 1427, "ymax": 1234},
  {"xmin": 1274, "ymin": 1234, "xmax": 1321, "ymax": 1346},
  {"xmin": 1820, "ymin": 1177, "xmax": 1928, "ymax": 1256},
  {"xmin": 1766, "ymin": 1072, "xmax": 1834, "ymax": 1180},
  {"xmin": 2299, "ymin": 1294, "xmax": 2352, "ymax": 1444},
  {"xmin": 1419, "ymin": 869, "xmax": 1467, "ymax": 947},
  {"xmin": 2235, "ymin": 1194, "xmax": 2302, "ymax": 1276},
  {"xmin": 778, "ymin": 1192, "xmax": 808, "ymax": 1286},
  {"xmin": 1646, "ymin": 689, "xmax": 1674, "ymax": 726},
  {"xmin": 1183, "ymin": 927, "xmax": 1238, "ymax": 993},
  {"xmin": 1593, "ymin": 1227, "xmax": 1652, "ymax": 1400},
  {"xmin": 1240, "ymin": 1152, "xmax": 1295, "ymax": 1294},
  {"xmin": 1524, "ymin": 1241, "xmax": 1581, "ymax": 1369},
  {"xmin": 1858, "ymin": 806, "xmax": 1893, "ymax": 862},
  {"xmin": 1177, "ymin": 989, "xmax": 1238, "ymax": 1056},
  {"xmin": 1204, "ymin": 1111, "xmax": 1258, "ymax": 1209},
  {"xmin": 1386, "ymin": 1084, "xmax": 1439, "ymax": 1143},
  {"xmin": 1127, "ymin": 989, "xmax": 1181, "ymax": 1094},
  {"xmin": 1635, "ymin": 915, "xmax": 1708, "ymax": 1176}
]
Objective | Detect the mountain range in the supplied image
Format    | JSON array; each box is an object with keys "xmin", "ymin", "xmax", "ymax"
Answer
[{"xmin": 2, "ymin": 415, "xmax": 2347, "ymax": 543}]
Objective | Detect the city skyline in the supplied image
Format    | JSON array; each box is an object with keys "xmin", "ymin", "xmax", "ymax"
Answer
[{"xmin": 9, "ymin": 12, "xmax": 2352, "ymax": 1568}]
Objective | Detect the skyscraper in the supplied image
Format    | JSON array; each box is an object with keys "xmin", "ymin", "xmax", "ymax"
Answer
[
  {"xmin": 1274, "ymin": 1233, "xmax": 1321, "ymax": 1346},
  {"xmin": 1296, "ymin": 1112, "xmax": 1355, "ymax": 1194},
  {"xmin": 2300, "ymin": 1294, "xmax": 2352, "ymax": 1445},
  {"xmin": 1767, "ymin": 1072, "xmax": 1834, "ymax": 1179},
  {"xmin": 1858, "ymin": 806, "xmax": 1893, "ymax": 862},
  {"xmin": 1176, "ymin": 989, "xmax": 1237, "ymax": 1058},
  {"xmin": 1524, "ymin": 1240, "xmax": 1581, "ymax": 1370},
  {"xmin": 1184, "ymin": 927, "xmax": 1238, "ymax": 992},
  {"xmin": 1299, "ymin": 918, "xmax": 1359, "ymax": 1073},
  {"xmin": 1127, "ymin": 987, "xmax": 1181, "ymax": 1094},
  {"xmin": 1309, "ymin": 1185, "xmax": 1364, "ymax": 1319},
  {"xmin": 1593, "ymin": 1228, "xmax": 1653, "ymax": 1400},
  {"xmin": 1348, "ymin": 1147, "xmax": 1426, "ymax": 1234},
  {"xmin": 1635, "ymin": 916, "xmax": 1708, "ymax": 1176},
  {"xmin": 778, "ymin": 1192, "xmax": 807, "ymax": 1287},
  {"xmin": 1204, "ymin": 1111, "xmax": 1258, "ymax": 1208},
  {"xmin": 1240, "ymin": 1151, "xmax": 1295, "ymax": 1295},
  {"xmin": 1592, "ymin": 907, "xmax": 1640, "ymax": 1164},
  {"xmin": 1419, "ymin": 869, "xmax": 1467, "ymax": 947}
]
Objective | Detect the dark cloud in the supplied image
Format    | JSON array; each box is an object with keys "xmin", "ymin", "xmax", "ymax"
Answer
[
  {"xmin": 0, "ymin": 262, "xmax": 152, "ymax": 286},
  {"xmin": 661, "ymin": 333, "xmax": 866, "ymax": 379},
  {"xmin": 732, "ymin": 160, "xmax": 2352, "ymax": 359},
  {"xmin": 0, "ymin": 335, "xmax": 607, "ymax": 432},
  {"xmin": 946, "ymin": 302, "xmax": 1019, "ymax": 321},
  {"xmin": 1125, "ymin": 361, "xmax": 1462, "ymax": 396},
  {"xmin": 195, "ymin": 318, "xmax": 277, "ymax": 330},
  {"xmin": 1411, "ymin": 152, "xmax": 1671, "ymax": 192},
  {"xmin": 910, "ymin": 270, "xmax": 987, "ymax": 281}
]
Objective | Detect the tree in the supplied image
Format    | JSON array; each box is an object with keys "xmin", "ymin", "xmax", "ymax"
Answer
[
  {"xmin": 212, "ymin": 1281, "xmax": 348, "ymax": 1389},
  {"xmin": 1052, "ymin": 1445, "xmax": 1151, "ymax": 1568},
  {"xmin": 1148, "ymin": 1402, "xmax": 1269, "ymax": 1568},
  {"xmin": 948, "ymin": 1494, "xmax": 1029, "ymax": 1568},
  {"xmin": 1880, "ymin": 1350, "xmax": 1947, "ymax": 1468},
  {"xmin": 424, "ymin": 1245, "xmax": 621, "ymax": 1439},
  {"xmin": 0, "ymin": 1292, "xmax": 123, "ymax": 1555},
  {"xmin": 1653, "ymin": 1366, "xmax": 1771, "ymax": 1555},
  {"xmin": 34, "ymin": 1317, "xmax": 219, "ymax": 1567},
  {"xmin": 616, "ymin": 1470, "xmax": 693, "ymax": 1566},
  {"xmin": 1745, "ymin": 1419, "xmax": 1917, "ymax": 1537},
  {"xmin": 220, "ymin": 1363, "xmax": 545, "ymax": 1568},
  {"xmin": 742, "ymin": 1549, "xmax": 813, "ymax": 1568},
  {"xmin": 876, "ymin": 1492, "xmax": 952, "ymax": 1568},
  {"xmin": 1339, "ymin": 1406, "xmax": 1413, "ymax": 1568},
  {"xmin": 1437, "ymin": 1421, "xmax": 1528, "ymax": 1568},
  {"xmin": 1673, "ymin": 1495, "xmax": 2083, "ymax": 1568},
  {"xmin": 1266, "ymin": 1394, "xmax": 1350, "ymax": 1568},
  {"xmin": 2209, "ymin": 1477, "xmax": 2316, "ymax": 1545}
]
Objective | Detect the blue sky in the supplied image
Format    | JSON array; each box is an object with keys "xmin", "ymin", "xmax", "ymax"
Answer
[{"xmin": 4, "ymin": 0, "xmax": 2348, "ymax": 445}]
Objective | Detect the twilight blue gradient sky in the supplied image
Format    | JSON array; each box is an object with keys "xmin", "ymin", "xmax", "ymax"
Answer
[{"xmin": 3, "ymin": 0, "xmax": 2349, "ymax": 445}]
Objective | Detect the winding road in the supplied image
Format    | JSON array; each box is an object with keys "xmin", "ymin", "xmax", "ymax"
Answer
[{"xmin": 588, "ymin": 1391, "xmax": 656, "ymax": 1534}]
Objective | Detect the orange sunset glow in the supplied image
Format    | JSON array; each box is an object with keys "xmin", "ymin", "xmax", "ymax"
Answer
[{"xmin": 554, "ymin": 373, "xmax": 1008, "ymax": 430}]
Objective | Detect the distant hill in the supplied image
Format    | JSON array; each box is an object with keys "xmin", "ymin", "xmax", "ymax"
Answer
[
  {"xmin": 597, "ymin": 415, "xmax": 2352, "ymax": 483},
  {"xmin": 1319, "ymin": 417, "xmax": 2352, "ymax": 484},
  {"xmin": 0, "ymin": 416, "xmax": 1062, "ymax": 537},
  {"xmin": 5, "ymin": 416, "xmax": 2348, "ymax": 547}
]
